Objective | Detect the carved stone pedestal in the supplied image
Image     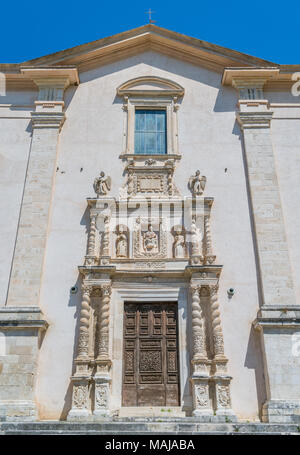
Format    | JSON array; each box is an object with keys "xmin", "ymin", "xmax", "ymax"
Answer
[
  {"xmin": 212, "ymin": 376, "xmax": 237, "ymax": 421},
  {"xmin": 190, "ymin": 376, "xmax": 213, "ymax": 418},
  {"xmin": 68, "ymin": 376, "xmax": 90, "ymax": 420},
  {"xmin": 190, "ymin": 359, "xmax": 213, "ymax": 418},
  {"xmin": 93, "ymin": 376, "xmax": 111, "ymax": 417},
  {"xmin": 93, "ymin": 360, "xmax": 111, "ymax": 418}
]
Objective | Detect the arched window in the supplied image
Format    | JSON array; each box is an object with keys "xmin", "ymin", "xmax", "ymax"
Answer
[{"xmin": 117, "ymin": 76, "xmax": 184, "ymax": 157}]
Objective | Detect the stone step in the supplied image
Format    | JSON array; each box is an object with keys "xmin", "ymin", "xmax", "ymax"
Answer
[{"xmin": 0, "ymin": 421, "xmax": 300, "ymax": 435}]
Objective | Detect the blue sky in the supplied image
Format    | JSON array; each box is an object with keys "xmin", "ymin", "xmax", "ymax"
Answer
[{"xmin": 1, "ymin": 0, "xmax": 299, "ymax": 64}]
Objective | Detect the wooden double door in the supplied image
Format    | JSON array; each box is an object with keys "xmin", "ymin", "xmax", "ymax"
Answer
[{"xmin": 122, "ymin": 302, "xmax": 180, "ymax": 407}]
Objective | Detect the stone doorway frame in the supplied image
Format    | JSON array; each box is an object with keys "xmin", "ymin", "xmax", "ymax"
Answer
[{"xmin": 110, "ymin": 284, "xmax": 191, "ymax": 415}]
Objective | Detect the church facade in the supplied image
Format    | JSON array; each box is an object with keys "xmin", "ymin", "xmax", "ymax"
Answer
[{"xmin": 0, "ymin": 25, "xmax": 300, "ymax": 424}]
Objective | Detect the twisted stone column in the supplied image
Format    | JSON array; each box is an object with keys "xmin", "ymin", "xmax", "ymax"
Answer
[
  {"xmin": 204, "ymin": 215, "xmax": 216, "ymax": 264},
  {"xmin": 77, "ymin": 285, "xmax": 92, "ymax": 359},
  {"xmin": 190, "ymin": 285, "xmax": 206, "ymax": 359},
  {"xmin": 85, "ymin": 214, "xmax": 97, "ymax": 265},
  {"xmin": 102, "ymin": 216, "xmax": 110, "ymax": 257},
  {"xmin": 94, "ymin": 283, "xmax": 112, "ymax": 417},
  {"xmin": 97, "ymin": 284, "xmax": 111, "ymax": 359},
  {"xmin": 68, "ymin": 283, "xmax": 93, "ymax": 420},
  {"xmin": 190, "ymin": 284, "xmax": 213, "ymax": 417},
  {"xmin": 209, "ymin": 284, "xmax": 225, "ymax": 358}
]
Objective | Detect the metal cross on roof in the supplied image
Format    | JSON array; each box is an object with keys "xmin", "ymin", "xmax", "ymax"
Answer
[{"xmin": 146, "ymin": 8, "xmax": 156, "ymax": 24}]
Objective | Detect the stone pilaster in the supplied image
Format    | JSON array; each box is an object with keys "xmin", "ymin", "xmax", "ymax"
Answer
[
  {"xmin": 2, "ymin": 68, "xmax": 77, "ymax": 421},
  {"xmin": 208, "ymin": 284, "xmax": 236, "ymax": 420},
  {"xmin": 7, "ymin": 68, "xmax": 77, "ymax": 308},
  {"xmin": 224, "ymin": 69, "xmax": 300, "ymax": 422}
]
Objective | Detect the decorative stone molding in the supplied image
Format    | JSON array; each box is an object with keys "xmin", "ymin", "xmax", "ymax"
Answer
[
  {"xmin": 122, "ymin": 157, "xmax": 180, "ymax": 198},
  {"xmin": 30, "ymin": 112, "xmax": 65, "ymax": 129},
  {"xmin": 222, "ymin": 68, "xmax": 279, "ymax": 92},
  {"xmin": 117, "ymin": 76, "xmax": 185, "ymax": 98},
  {"xmin": 236, "ymin": 111, "xmax": 273, "ymax": 129}
]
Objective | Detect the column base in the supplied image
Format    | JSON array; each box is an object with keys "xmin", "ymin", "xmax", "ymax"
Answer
[
  {"xmin": 190, "ymin": 375, "xmax": 214, "ymax": 417},
  {"xmin": 214, "ymin": 409, "xmax": 238, "ymax": 423},
  {"xmin": 0, "ymin": 400, "xmax": 37, "ymax": 422},
  {"xmin": 93, "ymin": 374, "xmax": 111, "ymax": 416},
  {"xmin": 67, "ymin": 409, "xmax": 91, "ymax": 421},
  {"xmin": 262, "ymin": 400, "xmax": 300, "ymax": 423}
]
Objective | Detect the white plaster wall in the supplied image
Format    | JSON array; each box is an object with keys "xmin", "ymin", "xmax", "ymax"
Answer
[
  {"xmin": 0, "ymin": 91, "xmax": 36, "ymax": 307},
  {"xmin": 36, "ymin": 51, "xmax": 265, "ymax": 420},
  {"xmin": 265, "ymin": 92, "xmax": 300, "ymax": 304}
]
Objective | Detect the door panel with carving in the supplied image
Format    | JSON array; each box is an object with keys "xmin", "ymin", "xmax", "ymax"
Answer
[{"xmin": 122, "ymin": 302, "xmax": 180, "ymax": 407}]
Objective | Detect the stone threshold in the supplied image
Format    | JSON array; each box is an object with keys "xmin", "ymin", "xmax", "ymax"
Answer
[{"xmin": 0, "ymin": 421, "xmax": 300, "ymax": 435}]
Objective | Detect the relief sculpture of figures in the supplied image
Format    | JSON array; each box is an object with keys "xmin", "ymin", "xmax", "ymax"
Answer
[
  {"xmin": 189, "ymin": 170, "xmax": 206, "ymax": 196},
  {"xmin": 93, "ymin": 171, "xmax": 111, "ymax": 197},
  {"xmin": 173, "ymin": 227, "xmax": 186, "ymax": 258},
  {"xmin": 143, "ymin": 225, "xmax": 158, "ymax": 253},
  {"xmin": 190, "ymin": 218, "xmax": 203, "ymax": 257},
  {"xmin": 116, "ymin": 226, "xmax": 128, "ymax": 258}
]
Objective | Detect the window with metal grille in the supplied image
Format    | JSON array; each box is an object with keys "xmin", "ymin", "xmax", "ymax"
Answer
[{"xmin": 134, "ymin": 109, "xmax": 167, "ymax": 155}]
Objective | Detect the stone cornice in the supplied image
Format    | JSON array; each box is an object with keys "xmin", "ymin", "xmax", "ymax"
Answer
[
  {"xmin": 31, "ymin": 111, "xmax": 65, "ymax": 129},
  {"xmin": 222, "ymin": 68, "xmax": 280, "ymax": 86},
  {"xmin": 253, "ymin": 318, "xmax": 300, "ymax": 329},
  {"xmin": 20, "ymin": 66, "xmax": 79, "ymax": 85},
  {"xmin": 0, "ymin": 307, "xmax": 48, "ymax": 330},
  {"xmin": 0, "ymin": 27, "xmax": 299, "ymax": 90},
  {"xmin": 236, "ymin": 111, "xmax": 273, "ymax": 129}
]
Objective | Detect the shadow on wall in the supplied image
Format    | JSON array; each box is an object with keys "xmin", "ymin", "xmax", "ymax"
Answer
[
  {"xmin": 60, "ymin": 206, "xmax": 90, "ymax": 421},
  {"xmin": 244, "ymin": 325, "xmax": 267, "ymax": 420}
]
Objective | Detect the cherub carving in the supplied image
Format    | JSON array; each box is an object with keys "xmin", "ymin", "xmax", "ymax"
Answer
[
  {"xmin": 93, "ymin": 172, "xmax": 111, "ymax": 197},
  {"xmin": 188, "ymin": 170, "xmax": 206, "ymax": 196}
]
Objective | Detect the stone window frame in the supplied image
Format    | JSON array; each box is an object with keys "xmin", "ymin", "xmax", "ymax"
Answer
[{"xmin": 117, "ymin": 76, "xmax": 184, "ymax": 158}]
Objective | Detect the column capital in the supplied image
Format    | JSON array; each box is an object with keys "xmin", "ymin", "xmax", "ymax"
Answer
[
  {"xmin": 222, "ymin": 68, "xmax": 279, "ymax": 104},
  {"xmin": 21, "ymin": 67, "xmax": 79, "ymax": 114}
]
